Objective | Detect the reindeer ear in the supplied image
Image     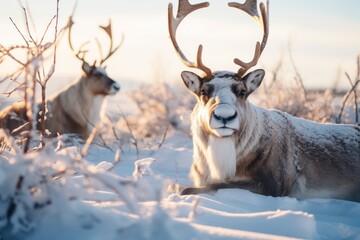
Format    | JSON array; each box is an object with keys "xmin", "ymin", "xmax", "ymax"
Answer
[
  {"xmin": 181, "ymin": 71, "xmax": 203, "ymax": 95},
  {"xmin": 82, "ymin": 62, "xmax": 92, "ymax": 75},
  {"xmin": 243, "ymin": 69, "xmax": 265, "ymax": 95}
]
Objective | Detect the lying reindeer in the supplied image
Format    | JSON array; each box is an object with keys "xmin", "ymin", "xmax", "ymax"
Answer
[
  {"xmin": 168, "ymin": 0, "xmax": 360, "ymax": 202},
  {"xmin": 0, "ymin": 18, "xmax": 122, "ymax": 139}
]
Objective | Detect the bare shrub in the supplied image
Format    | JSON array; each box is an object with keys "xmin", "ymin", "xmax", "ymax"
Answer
[
  {"xmin": 0, "ymin": 0, "xmax": 63, "ymax": 151},
  {"xmin": 256, "ymin": 55, "xmax": 360, "ymax": 124},
  {"xmin": 106, "ymin": 83, "xmax": 194, "ymax": 150},
  {"xmin": 256, "ymin": 83, "xmax": 338, "ymax": 123},
  {"xmin": 0, "ymin": 141, "xmax": 175, "ymax": 239}
]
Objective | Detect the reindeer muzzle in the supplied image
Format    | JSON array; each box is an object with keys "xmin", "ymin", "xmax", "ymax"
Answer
[
  {"xmin": 210, "ymin": 104, "xmax": 239, "ymax": 137},
  {"xmin": 108, "ymin": 81, "xmax": 120, "ymax": 95}
]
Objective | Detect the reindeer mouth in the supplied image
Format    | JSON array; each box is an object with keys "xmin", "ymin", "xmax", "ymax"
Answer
[{"xmin": 212, "ymin": 127, "xmax": 236, "ymax": 137}]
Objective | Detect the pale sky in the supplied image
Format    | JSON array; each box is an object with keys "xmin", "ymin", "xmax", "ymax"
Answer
[{"xmin": 0, "ymin": 0, "xmax": 360, "ymax": 93}]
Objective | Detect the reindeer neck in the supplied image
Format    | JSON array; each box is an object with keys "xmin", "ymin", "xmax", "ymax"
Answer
[
  {"xmin": 57, "ymin": 78, "xmax": 93, "ymax": 128},
  {"xmin": 235, "ymin": 101, "xmax": 266, "ymax": 159}
]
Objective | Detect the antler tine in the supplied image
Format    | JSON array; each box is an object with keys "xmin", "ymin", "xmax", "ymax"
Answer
[
  {"xmin": 259, "ymin": 1, "xmax": 269, "ymax": 54},
  {"xmin": 229, "ymin": 0, "xmax": 269, "ymax": 76},
  {"xmin": 67, "ymin": 16, "xmax": 88, "ymax": 63},
  {"xmin": 196, "ymin": 44, "xmax": 212, "ymax": 77},
  {"xmin": 228, "ymin": 0, "xmax": 260, "ymax": 20},
  {"xmin": 98, "ymin": 19, "xmax": 124, "ymax": 66},
  {"xmin": 168, "ymin": 0, "xmax": 212, "ymax": 78},
  {"xmin": 234, "ymin": 42, "xmax": 260, "ymax": 77}
]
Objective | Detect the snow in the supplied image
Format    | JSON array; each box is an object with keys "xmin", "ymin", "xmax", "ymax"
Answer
[{"xmin": 1, "ymin": 90, "xmax": 360, "ymax": 240}]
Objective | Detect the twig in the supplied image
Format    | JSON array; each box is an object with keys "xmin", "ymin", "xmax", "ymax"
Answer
[
  {"xmin": 1, "ymin": 68, "xmax": 24, "ymax": 85},
  {"xmin": 9, "ymin": 17, "xmax": 29, "ymax": 47},
  {"xmin": 39, "ymin": 0, "xmax": 60, "ymax": 142},
  {"xmin": 107, "ymin": 147, "xmax": 121, "ymax": 172},
  {"xmin": 22, "ymin": 7, "xmax": 37, "ymax": 45},
  {"xmin": 157, "ymin": 124, "xmax": 169, "ymax": 149},
  {"xmin": 2, "ymin": 83, "xmax": 25, "ymax": 97},
  {"xmin": 288, "ymin": 43, "xmax": 307, "ymax": 99},
  {"xmin": 118, "ymin": 107, "xmax": 139, "ymax": 156},
  {"xmin": 264, "ymin": 58, "xmax": 283, "ymax": 93},
  {"xmin": 0, "ymin": 43, "xmax": 26, "ymax": 66},
  {"xmin": 25, "ymin": 1, "xmax": 37, "ymax": 38},
  {"xmin": 345, "ymin": 73, "xmax": 359, "ymax": 124},
  {"xmin": 81, "ymin": 123, "xmax": 101, "ymax": 157},
  {"xmin": 336, "ymin": 77, "xmax": 360, "ymax": 124},
  {"xmin": 107, "ymin": 115, "xmax": 124, "ymax": 150}
]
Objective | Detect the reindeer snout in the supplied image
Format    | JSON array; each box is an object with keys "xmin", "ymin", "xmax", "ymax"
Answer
[
  {"xmin": 112, "ymin": 82, "xmax": 120, "ymax": 91},
  {"xmin": 109, "ymin": 81, "xmax": 120, "ymax": 95},
  {"xmin": 213, "ymin": 105, "xmax": 237, "ymax": 124},
  {"xmin": 210, "ymin": 104, "xmax": 239, "ymax": 137}
]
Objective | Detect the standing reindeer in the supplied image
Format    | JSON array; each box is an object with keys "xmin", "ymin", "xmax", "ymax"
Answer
[
  {"xmin": 0, "ymin": 17, "xmax": 122, "ymax": 139},
  {"xmin": 168, "ymin": 0, "xmax": 360, "ymax": 202}
]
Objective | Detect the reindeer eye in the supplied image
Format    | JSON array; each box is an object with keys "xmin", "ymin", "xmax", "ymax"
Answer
[
  {"xmin": 94, "ymin": 72, "xmax": 102, "ymax": 78},
  {"xmin": 200, "ymin": 89, "xmax": 207, "ymax": 96},
  {"xmin": 238, "ymin": 90, "xmax": 246, "ymax": 98}
]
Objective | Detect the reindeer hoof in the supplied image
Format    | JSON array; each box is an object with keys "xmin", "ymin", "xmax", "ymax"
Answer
[
  {"xmin": 181, "ymin": 187, "xmax": 197, "ymax": 195},
  {"xmin": 181, "ymin": 186, "xmax": 216, "ymax": 195}
]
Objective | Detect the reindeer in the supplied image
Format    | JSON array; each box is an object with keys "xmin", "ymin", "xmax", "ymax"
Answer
[
  {"xmin": 168, "ymin": 0, "xmax": 360, "ymax": 202},
  {"xmin": 0, "ymin": 17, "xmax": 122, "ymax": 139}
]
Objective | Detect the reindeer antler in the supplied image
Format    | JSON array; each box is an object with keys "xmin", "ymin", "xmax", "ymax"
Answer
[
  {"xmin": 68, "ymin": 17, "xmax": 123, "ymax": 66},
  {"xmin": 228, "ymin": 0, "xmax": 269, "ymax": 77},
  {"xmin": 97, "ymin": 19, "xmax": 124, "ymax": 66},
  {"xmin": 168, "ymin": 0, "xmax": 212, "ymax": 78},
  {"xmin": 67, "ymin": 16, "xmax": 90, "ymax": 63}
]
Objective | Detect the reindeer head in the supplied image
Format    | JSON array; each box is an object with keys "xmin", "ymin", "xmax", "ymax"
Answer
[
  {"xmin": 68, "ymin": 17, "xmax": 123, "ymax": 96},
  {"xmin": 168, "ymin": 0, "xmax": 269, "ymax": 137},
  {"xmin": 181, "ymin": 70, "xmax": 264, "ymax": 137},
  {"xmin": 81, "ymin": 61, "xmax": 120, "ymax": 96}
]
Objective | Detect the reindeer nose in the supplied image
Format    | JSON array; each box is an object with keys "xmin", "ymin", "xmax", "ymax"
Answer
[
  {"xmin": 108, "ymin": 81, "xmax": 120, "ymax": 95},
  {"xmin": 213, "ymin": 105, "xmax": 237, "ymax": 124},
  {"xmin": 113, "ymin": 82, "xmax": 120, "ymax": 91}
]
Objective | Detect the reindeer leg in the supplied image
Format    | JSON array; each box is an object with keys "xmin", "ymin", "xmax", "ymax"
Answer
[{"xmin": 181, "ymin": 180, "xmax": 262, "ymax": 195}]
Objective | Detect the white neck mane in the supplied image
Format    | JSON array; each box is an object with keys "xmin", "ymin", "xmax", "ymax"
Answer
[
  {"xmin": 207, "ymin": 136, "xmax": 237, "ymax": 181},
  {"xmin": 87, "ymin": 95, "xmax": 106, "ymax": 130},
  {"xmin": 56, "ymin": 79, "xmax": 105, "ymax": 134}
]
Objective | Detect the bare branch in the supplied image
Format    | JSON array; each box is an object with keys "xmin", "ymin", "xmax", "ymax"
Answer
[
  {"xmin": 107, "ymin": 147, "xmax": 121, "ymax": 172},
  {"xmin": 288, "ymin": 43, "xmax": 307, "ymax": 99},
  {"xmin": 25, "ymin": 1, "xmax": 37, "ymax": 38},
  {"xmin": 9, "ymin": 17, "xmax": 29, "ymax": 47},
  {"xmin": 0, "ymin": 43, "xmax": 26, "ymax": 66},
  {"xmin": 2, "ymin": 83, "xmax": 26, "ymax": 97},
  {"xmin": 81, "ymin": 124, "xmax": 101, "ymax": 157},
  {"xmin": 22, "ymin": 7, "xmax": 37, "ymax": 45},
  {"xmin": 156, "ymin": 124, "xmax": 170, "ymax": 149},
  {"xmin": 0, "ymin": 65, "xmax": 24, "ymax": 84},
  {"xmin": 336, "ymin": 75, "xmax": 360, "ymax": 124},
  {"xmin": 120, "ymin": 111, "xmax": 139, "ymax": 157},
  {"xmin": 39, "ymin": 15, "xmax": 56, "ymax": 46}
]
